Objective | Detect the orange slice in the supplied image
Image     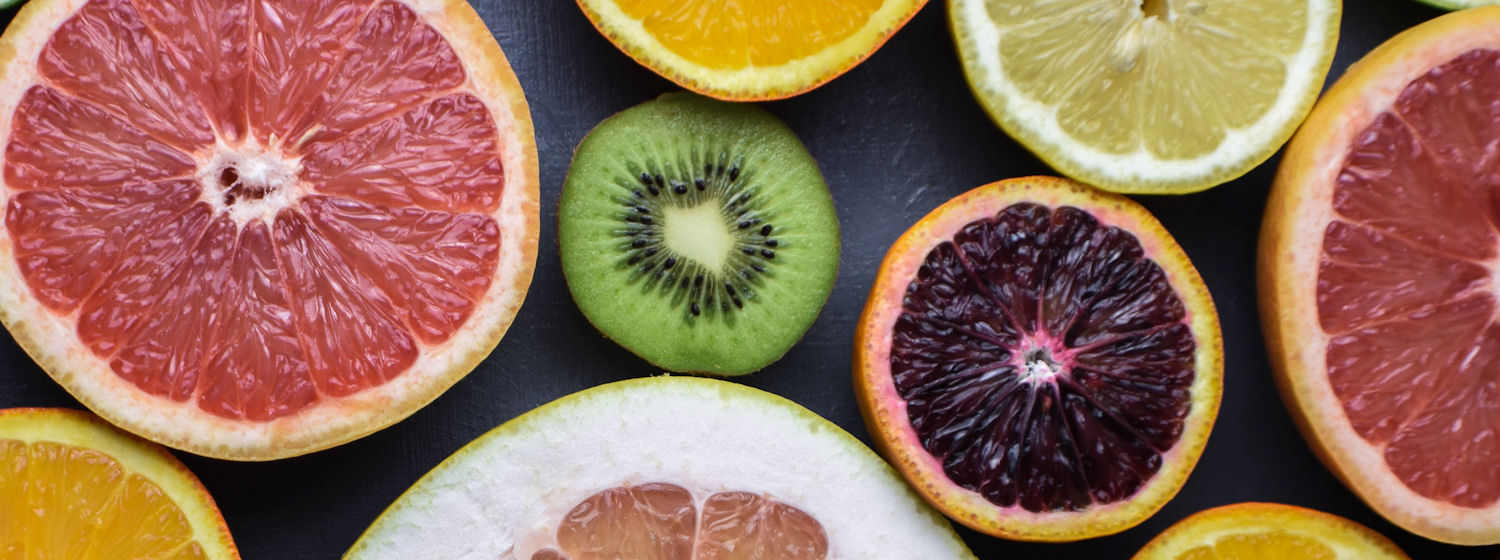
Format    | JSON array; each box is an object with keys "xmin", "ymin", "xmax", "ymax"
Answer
[
  {"xmin": 0, "ymin": 407, "xmax": 238, "ymax": 559},
  {"xmin": 575, "ymin": 0, "xmax": 928, "ymax": 100},
  {"xmin": 1133, "ymin": 503, "xmax": 1409, "ymax": 560},
  {"xmin": 854, "ymin": 176, "xmax": 1222, "ymax": 540},
  {"xmin": 1261, "ymin": 6, "xmax": 1500, "ymax": 545},
  {"xmin": 0, "ymin": 0, "xmax": 539, "ymax": 460}
]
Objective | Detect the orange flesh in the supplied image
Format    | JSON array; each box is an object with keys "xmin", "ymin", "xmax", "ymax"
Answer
[
  {"xmin": 613, "ymin": 0, "xmax": 882, "ymax": 68},
  {"xmin": 3, "ymin": 0, "xmax": 508, "ymax": 421},
  {"xmin": 1319, "ymin": 48, "xmax": 1500, "ymax": 507},
  {"xmin": 0, "ymin": 438, "xmax": 207, "ymax": 558},
  {"xmin": 532, "ymin": 483, "xmax": 828, "ymax": 560},
  {"xmin": 1175, "ymin": 532, "xmax": 1335, "ymax": 559}
]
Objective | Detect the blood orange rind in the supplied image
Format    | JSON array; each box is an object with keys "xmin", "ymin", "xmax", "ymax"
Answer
[
  {"xmin": 574, "ymin": 0, "xmax": 928, "ymax": 101},
  {"xmin": 1261, "ymin": 6, "xmax": 1500, "ymax": 545},
  {"xmin": 0, "ymin": 0, "xmax": 539, "ymax": 460},
  {"xmin": 855, "ymin": 176, "xmax": 1222, "ymax": 540},
  {"xmin": 0, "ymin": 407, "xmax": 239, "ymax": 558}
]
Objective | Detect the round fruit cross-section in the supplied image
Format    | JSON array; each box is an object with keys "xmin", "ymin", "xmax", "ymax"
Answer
[
  {"xmin": 575, "ymin": 0, "xmax": 927, "ymax": 101},
  {"xmin": 855, "ymin": 176, "xmax": 1222, "ymax": 541},
  {"xmin": 1133, "ymin": 503, "xmax": 1408, "ymax": 560},
  {"xmin": 345, "ymin": 376, "xmax": 976, "ymax": 559},
  {"xmin": 1261, "ymin": 6, "xmax": 1500, "ymax": 545},
  {"xmin": 0, "ymin": 407, "xmax": 238, "ymax": 559},
  {"xmin": 0, "ymin": 0, "xmax": 539, "ymax": 460}
]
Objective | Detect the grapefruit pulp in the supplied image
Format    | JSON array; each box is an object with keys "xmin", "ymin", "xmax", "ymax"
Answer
[
  {"xmin": 0, "ymin": 0, "xmax": 539, "ymax": 460},
  {"xmin": 854, "ymin": 176, "xmax": 1222, "ymax": 540},
  {"xmin": 1261, "ymin": 5, "xmax": 1500, "ymax": 545}
]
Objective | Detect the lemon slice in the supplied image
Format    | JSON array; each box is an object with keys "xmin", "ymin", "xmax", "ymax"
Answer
[
  {"xmin": 1133, "ymin": 503, "xmax": 1408, "ymax": 559},
  {"xmin": 950, "ymin": 0, "xmax": 1339, "ymax": 193}
]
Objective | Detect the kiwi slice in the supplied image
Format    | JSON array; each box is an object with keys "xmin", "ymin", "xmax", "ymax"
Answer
[{"xmin": 560, "ymin": 93, "xmax": 839, "ymax": 375}]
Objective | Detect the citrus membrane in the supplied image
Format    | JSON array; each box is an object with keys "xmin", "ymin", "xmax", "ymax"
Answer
[
  {"xmin": 949, "ymin": 0, "xmax": 1340, "ymax": 193},
  {"xmin": 0, "ymin": 0, "xmax": 539, "ymax": 460},
  {"xmin": 1261, "ymin": 5, "xmax": 1500, "ymax": 545},
  {"xmin": 856, "ymin": 176, "xmax": 1222, "ymax": 540},
  {"xmin": 0, "ymin": 407, "xmax": 238, "ymax": 559},
  {"xmin": 346, "ymin": 376, "xmax": 976, "ymax": 559}
]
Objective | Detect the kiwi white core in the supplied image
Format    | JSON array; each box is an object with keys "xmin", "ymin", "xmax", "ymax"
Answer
[{"xmin": 662, "ymin": 203, "xmax": 734, "ymax": 271}]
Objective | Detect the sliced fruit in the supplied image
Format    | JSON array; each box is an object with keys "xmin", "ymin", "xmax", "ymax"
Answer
[
  {"xmin": 575, "ymin": 0, "xmax": 927, "ymax": 101},
  {"xmin": 1260, "ymin": 6, "xmax": 1500, "ymax": 545},
  {"xmin": 560, "ymin": 93, "xmax": 839, "ymax": 375},
  {"xmin": 345, "ymin": 376, "xmax": 976, "ymax": 559},
  {"xmin": 0, "ymin": 0, "xmax": 539, "ymax": 460},
  {"xmin": 1133, "ymin": 503, "xmax": 1409, "ymax": 560},
  {"xmin": 0, "ymin": 407, "xmax": 238, "ymax": 559},
  {"xmin": 1415, "ymin": 0, "xmax": 1499, "ymax": 9},
  {"xmin": 854, "ymin": 176, "xmax": 1222, "ymax": 540},
  {"xmin": 949, "ymin": 0, "xmax": 1340, "ymax": 193}
]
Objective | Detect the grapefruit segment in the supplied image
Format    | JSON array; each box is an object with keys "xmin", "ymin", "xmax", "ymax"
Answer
[
  {"xmin": 5, "ymin": 86, "xmax": 195, "ymax": 188},
  {"xmin": 4, "ymin": 180, "xmax": 199, "ymax": 311},
  {"xmin": 0, "ymin": 0, "xmax": 538, "ymax": 459},
  {"xmin": 299, "ymin": 93, "xmax": 504, "ymax": 213},
  {"xmin": 40, "ymin": 0, "xmax": 215, "ymax": 153}
]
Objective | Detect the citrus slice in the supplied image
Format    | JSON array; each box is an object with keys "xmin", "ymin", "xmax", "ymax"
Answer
[
  {"xmin": 854, "ymin": 176, "xmax": 1222, "ymax": 540},
  {"xmin": 0, "ymin": 407, "xmax": 238, "ymax": 559},
  {"xmin": 0, "ymin": 0, "xmax": 539, "ymax": 460},
  {"xmin": 1416, "ymin": 0, "xmax": 1499, "ymax": 9},
  {"xmin": 1260, "ymin": 6, "xmax": 1500, "ymax": 545},
  {"xmin": 575, "ymin": 0, "xmax": 927, "ymax": 101},
  {"xmin": 1133, "ymin": 503, "xmax": 1409, "ymax": 560},
  {"xmin": 949, "ymin": 0, "xmax": 1340, "ymax": 193},
  {"xmin": 345, "ymin": 376, "xmax": 976, "ymax": 559}
]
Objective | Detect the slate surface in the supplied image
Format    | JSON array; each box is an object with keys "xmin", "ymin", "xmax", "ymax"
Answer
[{"xmin": 2, "ymin": 1, "xmax": 1498, "ymax": 558}]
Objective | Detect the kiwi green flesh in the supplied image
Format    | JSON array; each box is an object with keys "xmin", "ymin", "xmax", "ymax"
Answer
[{"xmin": 560, "ymin": 93, "xmax": 840, "ymax": 375}]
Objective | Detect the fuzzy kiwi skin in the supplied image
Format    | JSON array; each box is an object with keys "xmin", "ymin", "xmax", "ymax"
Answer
[{"xmin": 559, "ymin": 93, "xmax": 840, "ymax": 375}]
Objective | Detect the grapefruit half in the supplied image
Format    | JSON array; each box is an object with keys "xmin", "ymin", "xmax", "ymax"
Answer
[
  {"xmin": 854, "ymin": 176, "xmax": 1222, "ymax": 540},
  {"xmin": 0, "ymin": 0, "xmax": 539, "ymax": 460},
  {"xmin": 1261, "ymin": 6, "xmax": 1500, "ymax": 545},
  {"xmin": 345, "ymin": 376, "xmax": 976, "ymax": 559}
]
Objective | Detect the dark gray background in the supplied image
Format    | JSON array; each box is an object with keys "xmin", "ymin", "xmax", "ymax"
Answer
[{"xmin": 2, "ymin": 1, "xmax": 1497, "ymax": 558}]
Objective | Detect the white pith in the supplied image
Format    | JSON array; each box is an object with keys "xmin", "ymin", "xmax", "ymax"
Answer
[
  {"xmin": 345, "ymin": 377, "xmax": 976, "ymax": 560},
  {"xmin": 949, "ymin": 0, "xmax": 1339, "ymax": 191},
  {"xmin": 1269, "ymin": 11, "xmax": 1500, "ymax": 542},
  {"xmin": 0, "ymin": 0, "xmax": 539, "ymax": 460},
  {"xmin": 200, "ymin": 140, "xmax": 306, "ymax": 228},
  {"xmin": 662, "ymin": 202, "xmax": 732, "ymax": 272}
]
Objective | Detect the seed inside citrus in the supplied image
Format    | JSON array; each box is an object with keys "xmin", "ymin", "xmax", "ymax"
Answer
[
  {"xmin": 0, "ymin": 0, "xmax": 539, "ymax": 460},
  {"xmin": 855, "ymin": 176, "xmax": 1222, "ymax": 540}
]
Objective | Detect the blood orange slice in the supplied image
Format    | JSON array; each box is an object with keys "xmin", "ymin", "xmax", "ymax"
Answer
[
  {"xmin": 854, "ymin": 176, "xmax": 1222, "ymax": 541},
  {"xmin": 0, "ymin": 0, "xmax": 539, "ymax": 460},
  {"xmin": 1261, "ymin": 6, "xmax": 1500, "ymax": 545}
]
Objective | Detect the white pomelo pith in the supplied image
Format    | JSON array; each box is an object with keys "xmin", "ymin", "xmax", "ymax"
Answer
[{"xmin": 345, "ymin": 376, "xmax": 976, "ymax": 559}]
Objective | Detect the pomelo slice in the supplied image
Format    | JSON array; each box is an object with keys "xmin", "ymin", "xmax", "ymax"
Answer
[
  {"xmin": 949, "ymin": 0, "xmax": 1340, "ymax": 193},
  {"xmin": 1260, "ymin": 6, "xmax": 1500, "ymax": 545},
  {"xmin": 344, "ymin": 376, "xmax": 976, "ymax": 559},
  {"xmin": 855, "ymin": 176, "xmax": 1222, "ymax": 540},
  {"xmin": 0, "ymin": 0, "xmax": 539, "ymax": 460},
  {"xmin": 0, "ymin": 407, "xmax": 238, "ymax": 559},
  {"xmin": 575, "ymin": 0, "xmax": 927, "ymax": 101},
  {"xmin": 1132, "ymin": 503, "xmax": 1409, "ymax": 560}
]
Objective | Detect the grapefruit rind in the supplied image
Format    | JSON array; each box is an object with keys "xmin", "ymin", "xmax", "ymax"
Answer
[
  {"xmin": 1132, "ymin": 503, "xmax": 1409, "ymax": 560},
  {"xmin": 574, "ymin": 0, "xmax": 928, "ymax": 101},
  {"xmin": 0, "ymin": 0, "xmax": 540, "ymax": 460},
  {"xmin": 854, "ymin": 176, "xmax": 1223, "ymax": 540},
  {"xmin": 344, "ymin": 376, "xmax": 976, "ymax": 559},
  {"xmin": 0, "ymin": 407, "xmax": 240, "ymax": 559},
  {"xmin": 1260, "ymin": 5, "xmax": 1500, "ymax": 546},
  {"xmin": 947, "ymin": 0, "xmax": 1340, "ymax": 194}
]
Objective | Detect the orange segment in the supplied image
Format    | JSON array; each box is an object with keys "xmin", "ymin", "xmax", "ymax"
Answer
[
  {"xmin": 0, "ymin": 408, "xmax": 237, "ymax": 559},
  {"xmin": 577, "ymin": 0, "xmax": 926, "ymax": 100},
  {"xmin": 1132, "ymin": 503, "xmax": 1407, "ymax": 560}
]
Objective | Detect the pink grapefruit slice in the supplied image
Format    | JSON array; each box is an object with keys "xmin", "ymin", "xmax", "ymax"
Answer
[
  {"xmin": 0, "ymin": 0, "xmax": 539, "ymax": 460},
  {"xmin": 1261, "ymin": 6, "xmax": 1500, "ymax": 545}
]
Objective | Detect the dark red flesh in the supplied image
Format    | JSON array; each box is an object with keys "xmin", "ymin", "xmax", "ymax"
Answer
[
  {"xmin": 1320, "ymin": 48, "xmax": 1500, "ymax": 508},
  {"xmin": 891, "ymin": 203, "xmax": 1196, "ymax": 513}
]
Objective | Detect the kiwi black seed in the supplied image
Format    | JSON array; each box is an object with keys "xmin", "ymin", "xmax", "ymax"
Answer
[{"xmin": 559, "ymin": 93, "xmax": 840, "ymax": 375}]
